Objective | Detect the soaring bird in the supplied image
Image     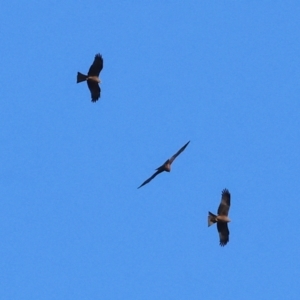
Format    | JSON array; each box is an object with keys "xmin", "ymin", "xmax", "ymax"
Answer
[
  {"xmin": 208, "ymin": 189, "xmax": 231, "ymax": 246},
  {"xmin": 77, "ymin": 53, "xmax": 103, "ymax": 102},
  {"xmin": 138, "ymin": 141, "xmax": 190, "ymax": 189}
]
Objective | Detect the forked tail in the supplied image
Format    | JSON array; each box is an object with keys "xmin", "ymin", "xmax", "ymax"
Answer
[
  {"xmin": 77, "ymin": 72, "xmax": 88, "ymax": 83},
  {"xmin": 208, "ymin": 211, "xmax": 217, "ymax": 227}
]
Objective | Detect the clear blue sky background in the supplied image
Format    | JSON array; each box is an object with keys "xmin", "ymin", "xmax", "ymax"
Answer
[{"xmin": 1, "ymin": 1, "xmax": 300, "ymax": 299}]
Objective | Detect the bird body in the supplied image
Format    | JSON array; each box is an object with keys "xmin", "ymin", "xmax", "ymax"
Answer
[
  {"xmin": 208, "ymin": 212, "xmax": 230, "ymax": 224},
  {"xmin": 87, "ymin": 76, "xmax": 101, "ymax": 83},
  {"xmin": 156, "ymin": 160, "xmax": 171, "ymax": 172}
]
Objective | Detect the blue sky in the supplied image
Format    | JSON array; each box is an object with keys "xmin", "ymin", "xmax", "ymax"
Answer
[{"xmin": 1, "ymin": 1, "xmax": 300, "ymax": 299}]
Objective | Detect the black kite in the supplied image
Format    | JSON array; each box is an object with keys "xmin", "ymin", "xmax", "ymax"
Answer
[
  {"xmin": 208, "ymin": 189, "xmax": 231, "ymax": 246},
  {"xmin": 77, "ymin": 53, "xmax": 103, "ymax": 102},
  {"xmin": 138, "ymin": 141, "xmax": 190, "ymax": 189}
]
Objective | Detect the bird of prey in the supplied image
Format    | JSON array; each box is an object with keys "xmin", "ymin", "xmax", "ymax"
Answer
[
  {"xmin": 138, "ymin": 141, "xmax": 190, "ymax": 189},
  {"xmin": 77, "ymin": 53, "xmax": 103, "ymax": 102},
  {"xmin": 208, "ymin": 189, "xmax": 231, "ymax": 246}
]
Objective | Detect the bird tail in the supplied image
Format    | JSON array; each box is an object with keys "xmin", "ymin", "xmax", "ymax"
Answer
[
  {"xmin": 77, "ymin": 72, "xmax": 88, "ymax": 83},
  {"xmin": 208, "ymin": 212, "xmax": 217, "ymax": 227}
]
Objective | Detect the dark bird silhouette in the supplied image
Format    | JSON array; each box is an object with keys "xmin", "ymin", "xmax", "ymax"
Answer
[
  {"xmin": 208, "ymin": 189, "xmax": 231, "ymax": 246},
  {"xmin": 138, "ymin": 141, "xmax": 190, "ymax": 189},
  {"xmin": 77, "ymin": 53, "xmax": 103, "ymax": 102}
]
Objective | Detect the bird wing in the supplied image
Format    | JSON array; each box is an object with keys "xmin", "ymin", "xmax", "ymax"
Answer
[
  {"xmin": 217, "ymin": 188, "xmax": 231, "ymax": 216},
  {"xmin": 88, "ymin": 54, "xmax": 103, "ymax": 76},
  {"xmin": 138, "ymin": 169, "xmax": 164, "ymax": 189},
  {"xmin": 87, "ymin": 81, "xmax": 100, "ymax": 102},
  {"xmin": 217, "ymin": 222, "xmax": 229, "ymax": 246},
  {"xmin": 169, "ymin": 141, "xmax": 190, "ymax": 164}
]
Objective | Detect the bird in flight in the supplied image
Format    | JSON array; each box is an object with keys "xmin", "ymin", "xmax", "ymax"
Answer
[
  {"xmin": 208, "ymin": 189, "xmax": 231, "ymax": 246},
  {"xmin": 138, "ymin": 141, "xmax": 190, "ymax": 189},
  {"xmin": 77, "ymin": 53, "xmax": 103, "ymax": 102}
]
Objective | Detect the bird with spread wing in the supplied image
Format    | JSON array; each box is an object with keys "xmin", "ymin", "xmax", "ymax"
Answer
[
  {"xmin": 138, "ymin": 141, "xmax": 190, "ymax": 189},
  {"xmin": 208, "ymin": 189, "xmax": 231, "ymax": 246},
  {"xmin": 77, "ymin": 53, "xmax": 103, "ymax": 102}
]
